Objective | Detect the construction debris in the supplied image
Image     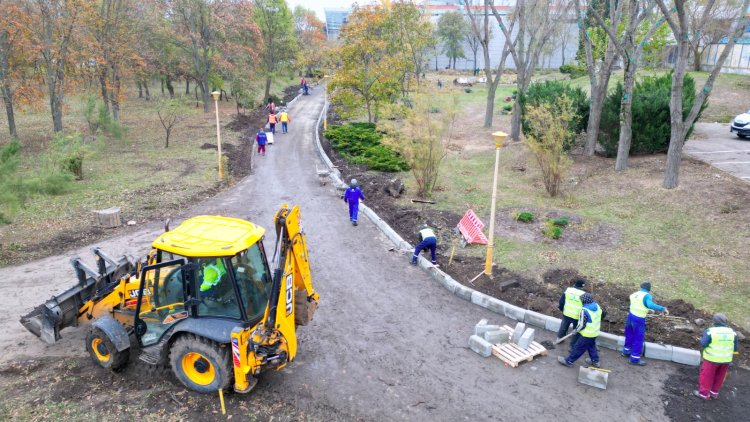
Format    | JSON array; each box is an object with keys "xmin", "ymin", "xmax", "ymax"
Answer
[{"xmin": 578, "ymin": 366, "xmax": 610, "ymax": 390}]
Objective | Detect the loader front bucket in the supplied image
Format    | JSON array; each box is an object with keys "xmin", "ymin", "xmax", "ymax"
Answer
[{"xmin": 20, "ymin": 248, "xmax": 135, "ymax": 344}]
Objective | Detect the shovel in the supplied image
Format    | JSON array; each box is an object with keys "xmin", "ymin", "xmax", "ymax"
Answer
[{"xmin": 555, "ymin": 329, "xmax": 578, "ymax": 344}]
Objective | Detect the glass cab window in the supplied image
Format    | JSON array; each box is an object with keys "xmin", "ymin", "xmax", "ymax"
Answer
[
  {"xmin": 139, "ymin": 261, "xmax": 187, "ymax": 346},
  {"xmin": 231, "ymin": 243, "xmax": 273, "ymax": 323},
  {"xmin": 195, "ymin": 257, "xmax": 242, "ymax": 319}
]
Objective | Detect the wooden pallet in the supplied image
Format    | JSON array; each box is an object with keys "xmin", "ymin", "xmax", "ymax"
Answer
[{"xmin": 491, "ymin": 341, "xmax": 548, "ymax": 368}]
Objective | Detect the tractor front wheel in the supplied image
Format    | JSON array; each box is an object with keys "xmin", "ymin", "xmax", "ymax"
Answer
[
  {"xmin": 169, "ymin": 335, "xmax": 232, "ymax": 393},
  {"xmin": 85, "ymin": 327, "xmax": 129, "ymax": 372}
]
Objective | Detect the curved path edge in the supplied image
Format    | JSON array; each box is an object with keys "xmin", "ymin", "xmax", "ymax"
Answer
[{"xmin": 314, "ymin": 99, "xmax": 701, "ymax": 367}]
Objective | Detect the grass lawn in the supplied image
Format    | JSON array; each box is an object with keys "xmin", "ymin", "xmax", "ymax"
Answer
[{"xmin": 0, "ymin": 77, "xmax": 293, "ymax": 265}]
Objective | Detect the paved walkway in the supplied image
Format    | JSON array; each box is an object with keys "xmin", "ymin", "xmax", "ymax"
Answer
[{"xmin": 687, "ymin": 123, "xmax": 750, "ymax": 181}]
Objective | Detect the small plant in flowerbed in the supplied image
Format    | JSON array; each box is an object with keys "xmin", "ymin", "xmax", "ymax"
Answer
[
  {"xmin": 542, "ymin": 216, "xmax": 569, "ymax": 239},
  {"xmin": 514, "ymin": 211, "xmax": 535, "ymax": 223}
]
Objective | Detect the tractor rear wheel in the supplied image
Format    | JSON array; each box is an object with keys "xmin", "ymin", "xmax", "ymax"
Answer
[
  {"xmin": 85, "ymin": 327, "xmax": 129, "ymax": 372},
  {"xmin": 169, "ymin": 335, "xmax": 232, "ymax": 393}
]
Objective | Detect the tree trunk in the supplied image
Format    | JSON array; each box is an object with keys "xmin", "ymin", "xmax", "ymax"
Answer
[
  {"xmin": 585, "ymin": 86, "xmax": 606, "ymax": 156},
  {"xmin": 510, "ymin": 99, "xmax": 522, "ymax": 141},
  {"xmin": 199, "ymin": 78, "xmax": 209, "ymax": 112},
  {"xmin": 166, "ymin": 75, "xmax": 175, "ymax": 99},
  {"xmin": 366, "ymin": 99, "xmax": 373, "ymax": 123},
  {"xmin": 692, "ymin": 45, "xmax": 702, "ymax": 71},
  {"xmin": 663, "ymin": 39, "xmax": 689, "ymax": 189},
  {"xmin": 185, "ymin": 77, "xmax": 190, "ymax": 95},
  {"xmin": 137, "ymin": 81, "xmax": 143, "ymax": 98},
  {"xmin": 615, "ymin": 61, "xmax": 637, "ymax": 171},
  {"xmin": 143, "ymin": 80, "xmax": 150, "ymax": 100},
  {"xmin": 264, "ymin": 76, "xmax": 272, "ymax": 103},
  {"xmin": 161, "ymin": 77, "xmax": 164, "ymax": 94},
  {"xmin": 110, "ymin": 74, "xmax": 120, "ymax": 121},
  {"xmin": 1, "ymin": 86, "xmax": 16, "ymax": 138},
  {"xmin": 484, "ymin": 84, "xmax": 496, "ymax": 127},
  {"xmin": 99, "ymin": 71, "xmax": 110, "ymax": 115}
]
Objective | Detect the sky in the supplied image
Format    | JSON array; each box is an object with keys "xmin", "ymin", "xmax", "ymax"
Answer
[{"xmin": 286, "ymin": 0, "xmax": 356, "ymax": 21}]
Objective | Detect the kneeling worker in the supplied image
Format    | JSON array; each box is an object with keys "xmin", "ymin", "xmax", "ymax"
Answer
[{"xmin": 411, "ymin": 224, "xmax": 437, "ymax": 266}]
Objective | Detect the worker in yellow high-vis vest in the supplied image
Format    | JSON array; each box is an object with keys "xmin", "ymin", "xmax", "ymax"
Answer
[
  {"xmin": 622, "ymin": 281, "xmax": 669, "ymax": 366},
  {"xmin": 556, "ymin": 278, "xmax": 587, "ymax": 350},
  {"xmin": 695, "ymin": 313, "xmax": 738, "ymax": 400},
  {"xmin": 558, "ymin": 293, "xmax": 607, "ymax": 368}
]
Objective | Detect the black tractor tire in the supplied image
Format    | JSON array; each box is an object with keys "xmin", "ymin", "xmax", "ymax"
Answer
[
  {"xmin": 85, "ymin": 327, "xmax": 129, "ymax": 372},
  {"xmin": 169, "ymin": 334, "xmax": 233, "ymax": 393}
]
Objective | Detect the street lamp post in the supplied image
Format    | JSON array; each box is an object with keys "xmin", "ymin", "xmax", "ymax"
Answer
[
  {"xmin": 212, "ymin": 91, "xmax": 223, "ymax": 180},
  {"xmin": 484, "ymin": 131, "xmax": 507, "ymax": 277}
]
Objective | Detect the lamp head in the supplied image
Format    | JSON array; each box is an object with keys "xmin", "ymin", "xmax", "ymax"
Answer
[
  {"xmin": 211, "ymin": 91, "xmax": 220, "ymax": 102},
  {"xmin": 492, "ymin": 131, "xmax": 507, "ymax": 148}
]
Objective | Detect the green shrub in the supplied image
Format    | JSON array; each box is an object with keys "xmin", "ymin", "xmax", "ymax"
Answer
[
  {"xmin": 464, "ymin": 87, "xmax": 472, "ymax": 93},
  {"xmin": 81, "ymin": 95, "xmax": 125, "ymax": 139},
  {"xmin": 52, "ymin": 132, "xmax": 95, "ymax": 180},
  {"xmin": 543, "ymin": 224, "xmax": 562, "ymax": 239},
  {"xmin": 324, "ymin": 123, "xmax": 409, "ymax": 172},
  {"xmin": 502, "ymin": 104, "xmax": 513, "ymax": 112},
  {"xmin": 548, "ymin": 216, "xmax": 570, "ymax": 227},
  {"xmin": 515, "ymin": 211, "xmax": 534, "ymax": 222},
  {"xmin": 599, "ymin": 73, "xmax": 707, "ymax": 157},
  {"xmin": 520, "ymin": 81, "xmax": 589, "ymax": 150},
  {"xmin": 559, "ymin": 63, "xmax": 586, "ymax": 79}
]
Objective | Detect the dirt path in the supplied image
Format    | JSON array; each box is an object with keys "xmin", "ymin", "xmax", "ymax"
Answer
[{"xmin": 0, "ymin": 90, "xmax": 677, "ymax": 421}]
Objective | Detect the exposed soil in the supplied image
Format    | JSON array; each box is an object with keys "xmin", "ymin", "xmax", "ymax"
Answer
[
  {"xmin": 662, "ymin": 365, "xmax": 750, "ymax": 421},
  {"xmin": 320, "ymin": 112, "xmax": 749, "ymax": 362},
  {"xmin": 0, "ymin": 357, "xmax": 349, "ymax": 421}
]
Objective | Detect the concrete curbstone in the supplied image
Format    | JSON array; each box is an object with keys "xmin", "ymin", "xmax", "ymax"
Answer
[
  {"xmin": 469, "ymin": 335, "xmax": 492, "ymax": 357},
  {"xmin": 512, "ymin": 323, "xmax": 527, "ymax": 343},
  {"xmin": 644, "ymin": 343, "xmax": 674, "ymax": 361},
  {"xmin": 484, "ymin": 330, "xmax": 510, "ymax": 344},
  {"xmin": 484, "ymin": 297, "xmax": 507, "ymax": 315},
  {"xmin": 672, "ymin": 346, "xmax": 701, "ymax": 366},
  {"xmin": 545, "ymin": 316, "xmax": 562, "ymax": 333},
  {"xmin": 504, "ymin": 304, "xmax": 527, "ymax": 322},
  {"xmin": 597, "ymin": 332, "xmax": 624, "ymax": 351},
  {"xmin": 475, "ymin": 324, "xmax": 502, "ymax": 337},
  {"xmin": 518, "ymin": 328, "xmax": 536, "ymax": 349},
  {"xmin": 524, "ymin": 310, "xmax": 547, "ymax": 329},
  {"xmin": 429, "ymin": 271, "xmax": 456, "ymax": 294},
  {"xmin": 453, "ymin": 283, "xmax": 474, "ymax": 301}
]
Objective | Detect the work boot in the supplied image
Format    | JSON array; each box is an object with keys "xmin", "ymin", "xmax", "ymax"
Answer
[
  {"xmin": 352, "ymin": 221, "xmax": 358, "ymax": 226},
  {"xmin": 629, "ymin": 359, "xmax": 647, "ymax": 366},
  {"xmin": 584, "ymin": 358, "xmax": 601, "ymax": 368},
  {"xmin": 693, "ymin": 390, "xmax": 710, "ymax": 400},
  {"xmin": 557, "ymin": 356, "xmax": 573, "ymax": 367},
  {"xmin": 410, "ymin": 260, "xmax": 418, "ymax": 266}
]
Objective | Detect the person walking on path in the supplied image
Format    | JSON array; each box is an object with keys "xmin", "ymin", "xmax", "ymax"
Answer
[
  {"xmin": 411, "ymin": 224, "xmax": 438, "ymax": 266},
  {"xmin": 557, "ymin": 278, "xmax": 587, "ymax": 350},
  {"xmin": 343, "ymin": 179, "xmax": 365, "ymax": 226},
  {"xmin": 695, "ymin": 313, "xmax": 739, "ymax": 400},
  {"xmin": 558, "ymin": 293, "xmax": 606, "ymax": 368},
  {"xmin": 255, "ymin": 128, "xmax": 267, "ymax": 156},
  {"xmin": 622, "ymin": 281, "xmax": 669, "ymax": 366},
  {"xmin": 266, "ymin": 98, "xmax": 275, "ymax": 114},
  {"xmin": 279, "ymin": 110, "xmax": 291, "ymax": 134},
  {"xmin": 268, "ymin": 112, "xmax": 277, "ymax": 134}
]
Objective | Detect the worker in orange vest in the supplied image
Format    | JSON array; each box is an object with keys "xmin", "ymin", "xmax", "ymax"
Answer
[{"xmin": 268, "ymin": 112, "xmax": 277, "ymax": 134}]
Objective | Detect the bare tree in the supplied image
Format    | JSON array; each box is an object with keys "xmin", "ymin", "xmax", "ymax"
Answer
[
  {"xmin": 464, "ymin": 14, "xmax": 491, "ymax": 72},
  {"xmin": 591, "ymin": 0, "xmax": 665, "ymax": 171},
  {"xmin": 462, "ymin": 0, "xmax": 511, "ymax": 128},
  {"xmin": 34, "ymin": 0, "xmax": 81, "ymax": 133},
  {"xmin": 686, "ymin": 0, "xmax": 743, "ymax": 71},
  {"xmin": 574, "ymin": 0, "xmax": 621, "ymax": 156},
  {"xmin": 172, "ymin": 0, "xmax": 217, "ymax": 113},
  {"xmin": 655, "ymin": 0, "xmax": 750, "ymax": 189},
  {"xmin": 491, "ymin": 0, "xmax": 564, "ymax": 141}
]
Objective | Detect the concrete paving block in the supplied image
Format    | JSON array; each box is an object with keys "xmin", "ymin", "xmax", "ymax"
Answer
[
  {"xmin": 578, "ymin": 366, "xmax": 609, "ymax": 390},
  {"xmin": 453, "ymin": 283, "xmax": 474, "ymax": 301},
  {"xmin": 518, "ymin": 328, "xmax": 536, "ymax": 349},
  {"xmin": 471, "ymin": 291, "xmax": 492, "ymax": 308},
  {"xmin": 596, "ymin": 332, "xmax": 624, "ymax": 351},
  {"xmin": 430, "ymin": 271, "xmax": 456, "ymax": 294},
  {"xmin": 524, "ymin": 311, "xmax": 547, "ymax": 329},
  {"xmin": 469, "ymin": 335, "xmax": 492, "ymax": 357},
  {"xmin": 545, "ymin": 317, "xmax": 562, "ymax": 333},
  {"xmin": 476, "ymin": 318, "xmax": 488, "ymax": 327},
  {"xmin": 484, "ymin": 297, "xmax": 507, "ymax": 315},
  {"xmin": 475, "ymin": 324, "xmax": 502, "ymax": 337},
  {"xmin": 672, "ymin": 346, "xmax": 701, "ymax": 366},
  {"xmin": 504, "ymin": 304, "xmax": 527, "ymax": 322},
  {"xmin": 644, "ymin": 342, "xmax": 674, "ymax": 361},
  {"xmin": 512, "ymin": 323, "xmax": 527, "ymax": 343},
  {"xmin": 484, "ymin": 329, "xmax": 510, "ymax": 344}
]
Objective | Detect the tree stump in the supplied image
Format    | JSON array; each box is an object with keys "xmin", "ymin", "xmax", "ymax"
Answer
[{"xmin": 94, "ymin": 207, "xmax": 122, "ymax": 228}]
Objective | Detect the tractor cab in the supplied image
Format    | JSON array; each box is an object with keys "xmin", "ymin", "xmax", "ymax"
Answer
[{"xmin": 134, "ymin": 216, "xmax": 273, "ymax": 347}]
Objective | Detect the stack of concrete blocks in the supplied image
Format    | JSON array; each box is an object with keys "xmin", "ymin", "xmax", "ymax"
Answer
[
  {"xmin": 468, "ymin": 319, "xmax": 511, "ymax": 358},
  {"xmin": 510, "ymin": 322, "xmax": 536, "ymax": 350}
]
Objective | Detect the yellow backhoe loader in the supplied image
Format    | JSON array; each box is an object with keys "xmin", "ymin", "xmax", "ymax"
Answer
[{"xmin": 20, "ymin": 204, "xmax": 319, "ymax": 394}]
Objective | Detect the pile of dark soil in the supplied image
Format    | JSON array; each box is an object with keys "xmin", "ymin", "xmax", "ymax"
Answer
[
  {"xmin": 662, "ymin": 365, "xmax": 750, "ymax": 421},
  {"xmin": 319, "ymin": 115, "xmax": 749, "ymax": 360}
]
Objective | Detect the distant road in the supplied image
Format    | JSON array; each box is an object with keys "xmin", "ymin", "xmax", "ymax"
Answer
[{"xmin": 686, "ymin": 122, "xmax": 750, "ymax": 181}]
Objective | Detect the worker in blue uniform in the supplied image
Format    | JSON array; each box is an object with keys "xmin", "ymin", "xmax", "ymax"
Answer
[
  {"xmin": 343, "ymin": 179, "xmax": 365, "ymax": 226},
  {"xmin": 622, "ymin": 281, "xmax": 669, "ymax": 366},
  {"xmin": 558, "ymin": 293, "xmax": 606, "ymax": 367},
  {"xmin": 411, "ymin": 224, "xmax": 438, "ymax": 266}
]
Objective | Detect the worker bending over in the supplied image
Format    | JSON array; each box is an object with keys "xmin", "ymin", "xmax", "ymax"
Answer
[
  {"xmin": 622, "ymin": 281, "xmax": 669, "ymax": 366},
  {"xmin": 411, "ymin": 224, "xmax": 437, "ymax": 266},
  {"xmin": 558, "ymin": 293, "xmax": 605, "ymax": 368},
  {"xmin": 557, "ymin": 278, "xmax": 587, "ymax": 350},
  {"xmin": 695, "ymin": 313, "xmax": 738, "ymax": 400}
]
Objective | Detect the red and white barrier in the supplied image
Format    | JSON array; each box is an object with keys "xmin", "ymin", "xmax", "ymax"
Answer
[{"xmin": 457, "ymin": 209, "xmax": 488, "ymax": 245}]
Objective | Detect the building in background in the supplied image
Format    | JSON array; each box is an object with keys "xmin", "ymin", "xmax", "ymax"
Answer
[{"xmin": 324, "ymin": 8, "xmax": 351, "ymax": 40}]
